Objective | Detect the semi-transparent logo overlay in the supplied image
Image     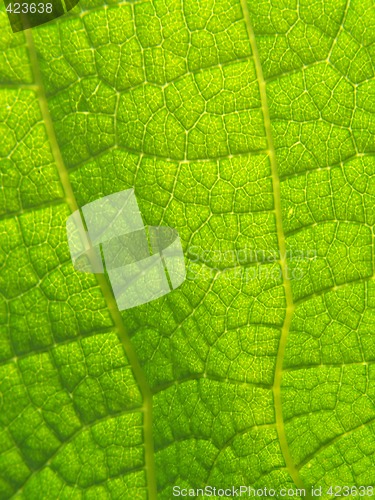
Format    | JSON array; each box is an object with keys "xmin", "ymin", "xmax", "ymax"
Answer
[{"xmin": 66, "ymin": 189, "xmax": 186, "ymax": 310}]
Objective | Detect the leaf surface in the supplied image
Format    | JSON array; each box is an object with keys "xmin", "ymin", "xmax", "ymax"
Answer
[{"xmin": 0, "ymin": 0, "xmax": 374, "ymax": 498}]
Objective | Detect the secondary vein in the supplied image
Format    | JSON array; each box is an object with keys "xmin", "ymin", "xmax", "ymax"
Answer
[
  {"xmin": 24, "ymin": 28, "xmax": 157, "ymax": 500},
  {"xmin": 239, "ymin": 0, "xmax": 307, "ymax": 492}
]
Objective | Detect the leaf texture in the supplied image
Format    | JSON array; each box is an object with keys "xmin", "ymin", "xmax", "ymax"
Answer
[{"xmin": 0, "ymin": 0, "xmax": 374, "ymax": 498}]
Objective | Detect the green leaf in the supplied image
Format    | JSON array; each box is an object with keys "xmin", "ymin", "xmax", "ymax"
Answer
[{"xmin": 0, "ymin": 0, "xmax": 374, "ymax": 498}]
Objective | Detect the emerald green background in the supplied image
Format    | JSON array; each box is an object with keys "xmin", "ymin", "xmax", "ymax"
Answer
[{"xmin": 0, "ymin": 0, "xmax": 374, "ymax": 498}]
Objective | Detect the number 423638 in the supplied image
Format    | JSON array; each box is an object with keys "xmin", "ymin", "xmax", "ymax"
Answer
[{"xmin": 6, "ymin": 2, "xmax": 53, "ymax": 13}]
